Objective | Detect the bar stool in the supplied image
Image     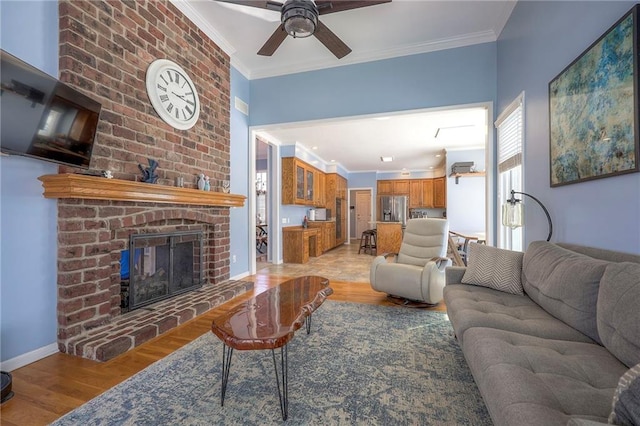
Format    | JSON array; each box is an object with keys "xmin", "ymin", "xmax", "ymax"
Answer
[{"xmin": 358, "ymin": 229, "xmax": 377, "ymax": 255}]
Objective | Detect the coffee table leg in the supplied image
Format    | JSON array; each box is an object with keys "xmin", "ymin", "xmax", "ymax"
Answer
[
  {"xmin": 305, "ymin": 314, "xmax": 311, "ymax": 334},
  {"xmin": 220, "ymin": 344, "xmax": 233, "ymax": 406},
  {"xmin": 271, "ymin": 345, "xmax": 288, "ymax": 420}
]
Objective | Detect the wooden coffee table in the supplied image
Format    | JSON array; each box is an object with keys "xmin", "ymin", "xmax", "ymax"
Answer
[{"xmin": 211, "ymin": 275, "xmax": 333, "ymax": 420}]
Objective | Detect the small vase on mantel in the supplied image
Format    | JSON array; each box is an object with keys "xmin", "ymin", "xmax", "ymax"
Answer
[{"xmin": 197, "ymin": 174, "xmax": 205, "ymax": 190}]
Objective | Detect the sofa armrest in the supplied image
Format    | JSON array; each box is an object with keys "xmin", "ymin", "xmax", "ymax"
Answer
[{"xmin": 445, "ymin": 266, "xmax": 467, "ymax": 284}]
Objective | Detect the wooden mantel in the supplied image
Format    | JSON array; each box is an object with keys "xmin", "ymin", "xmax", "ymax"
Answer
[{"xmin": 38, "ymin": 174, "xmax": 246, "ymax": 207}]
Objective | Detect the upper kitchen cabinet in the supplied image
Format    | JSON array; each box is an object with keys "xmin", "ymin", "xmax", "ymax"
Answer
[
  {"xmin": 393, "ymin": 180, "xmax": 410, "ymax": 196},
  {"xmin": 377, "ymin": 180, "xmax": 393, "ymax": 195},
  {"xmin": 282, "ymin": 157, "xmax": 324, "ymax": 206},
  {"xmin": 381, "ymin": 178, "xmax": 443, "ymax": 209},
  {"xmin": 337, "ymin": 175, "xmax": 347, "ymax": 200},
  {"xmin": 377, "ymin": 179, "xmax": 409, "ymax": 196},
  {"xmin": 409, "ymin": 179, "xmax": 435, "ymax": 208},
  {"xmin": 325, "ymin": 173, "xmax": 336, "ymax": 209},
  {"xmin": 433, "ymin": 177, "xmax": 446, "ymax": 208}
]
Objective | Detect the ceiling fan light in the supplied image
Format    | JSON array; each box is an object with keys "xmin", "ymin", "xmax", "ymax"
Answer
[{"xmin": 282, "ymin": 0, "xmax": 318, "ymax": 38}]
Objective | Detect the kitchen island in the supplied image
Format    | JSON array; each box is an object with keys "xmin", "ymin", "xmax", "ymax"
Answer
[{"xmin": 374, "ymin": 222, "xmax": 403, "ymax": 254}]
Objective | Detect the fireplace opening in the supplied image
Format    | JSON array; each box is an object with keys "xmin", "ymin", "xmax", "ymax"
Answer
[{"xmin": 120, "ymin": 230, "xmax": 204, "ymax": 312}]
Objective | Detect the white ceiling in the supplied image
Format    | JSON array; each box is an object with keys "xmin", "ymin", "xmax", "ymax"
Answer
[
  {"xmin": 258, "ymin": 106, "xmax": 489, "ymax": 172},
  {"xmin": 174, "ymin": 0, "xmax": 517, "ymax": 172}
]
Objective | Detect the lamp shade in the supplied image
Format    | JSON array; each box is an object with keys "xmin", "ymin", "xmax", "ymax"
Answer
[{"xmin": 502, "ymin": 201, "xmax": 523, "ymax": 229}]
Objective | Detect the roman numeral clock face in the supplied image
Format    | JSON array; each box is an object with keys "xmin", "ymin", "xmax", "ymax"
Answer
[{"xmin": 145, "ymin": 59, "xmax": 200, "ymax": 130}]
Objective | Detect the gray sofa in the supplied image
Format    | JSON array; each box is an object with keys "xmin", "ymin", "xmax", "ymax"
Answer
[{"xmin": 444, "ymin": 241, "xmax": 640, "ymax": 426}]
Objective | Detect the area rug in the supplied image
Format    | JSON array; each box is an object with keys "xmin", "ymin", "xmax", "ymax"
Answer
[{"xmin": 52, "ymin": 301, "xmax": 491, "ymax": 425}]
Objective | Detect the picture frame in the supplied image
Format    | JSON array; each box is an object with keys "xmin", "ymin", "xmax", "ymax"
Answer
[{"xmin": 549, "ymin": 5, "xmax": 639, "ymax": 187}]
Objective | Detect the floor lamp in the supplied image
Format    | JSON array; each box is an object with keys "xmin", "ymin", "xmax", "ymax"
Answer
[{"xmin": 502, "ymin": 190, "xmax": 553, "ymax": 242}]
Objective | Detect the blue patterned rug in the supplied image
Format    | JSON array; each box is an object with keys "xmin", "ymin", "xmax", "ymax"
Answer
[{"xmin": 52, "ymin": 301, "xmax": 491, "ymax": 425}]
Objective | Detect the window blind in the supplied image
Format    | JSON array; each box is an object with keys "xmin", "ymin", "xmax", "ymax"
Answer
[{"xmin": 495, "ymin": 94, "xmax": 523, "ymax": 173}]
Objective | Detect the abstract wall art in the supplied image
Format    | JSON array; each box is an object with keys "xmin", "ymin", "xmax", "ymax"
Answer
[{"xmin": 549, "ymin": 5, "xmax": 639, "ymax": 187}]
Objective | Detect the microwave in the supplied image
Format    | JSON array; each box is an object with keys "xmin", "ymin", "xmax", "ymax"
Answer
[{"xmin": 315, "ymin": 208, "xmax": 331, "ymax": 221}]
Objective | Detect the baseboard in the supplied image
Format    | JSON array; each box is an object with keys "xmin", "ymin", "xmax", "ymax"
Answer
[
  {"xmin": 0, "ymin": 343, "xmax": 59, "ymax": 372},
  {"xmin": 229, "ymin": 271, "xmax": 250, "ymax": 281}
]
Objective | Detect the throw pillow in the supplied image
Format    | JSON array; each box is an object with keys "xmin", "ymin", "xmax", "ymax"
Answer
[
  {"xmin": 609, "ymin": 363, "xmax": 640, "ymax": 425},
  {"xmin": 461, "ymin": 243, "xmax": 524, "ymax": 295}
]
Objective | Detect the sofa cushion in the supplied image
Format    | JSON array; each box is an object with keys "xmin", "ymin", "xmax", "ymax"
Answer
[
  {"xmin": 609, "ymin": 363, "xmax": 640, "ymax": 425},
  {"xmin": 522, "ymin": 241, "xmax": 609, "ymax": 344},
  {"xmin": 444, "ymin": 284, "xmax": 594, "ymax": 345},
  {"xmin": 461, "ymin": 244, "xmax": 524, "ymax": 295},
  {"xmin": 598, "ymin": 262, "xmax": 640, "ymax": 368},
  {"xmin": 462, "ymin": 327, "xmax": 628, "ymax": 426}
]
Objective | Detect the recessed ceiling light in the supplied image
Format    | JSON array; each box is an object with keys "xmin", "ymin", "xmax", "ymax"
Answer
[
  {"xmin": 435, "ymin": 154, "xmax": 441, "ymax": 158},
  {"xmin": 312, "ymin": 146, "xmax": 318, "ymax": 150},
  {"xmin": 380, "ymin": 156, "xmax": 393, "ymax": 162},
  {"xmin": 330, "ymin": 159, "xmax": 336, "ymax": 163},
  {"xmin": 429, "ymin": 166, "xmax": 434, "ymax": 169}
]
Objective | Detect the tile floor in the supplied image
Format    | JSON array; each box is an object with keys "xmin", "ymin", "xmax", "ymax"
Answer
[{"xmin": 257, "ymin": 240, "xmax": 376, "ymax": 283}]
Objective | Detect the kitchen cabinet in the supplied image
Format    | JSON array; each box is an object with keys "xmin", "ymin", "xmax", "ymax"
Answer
[
  {"xmin": 379, "ymin": 178, "xmax": 443, "ymax": 209},
  {"xmin": 409, "ymin": 180, "xmax": 422, "ymax": 208},
  {"xmin": 336, "ymin": 175, "xmax": 347, "ymax": 199},
  {"xmin": 393, "ymin": 180, "xmax": 410, "ymax": 196},
  {"xmin": 308, "ymin": 220, "xmax": 337, "ymax": 252},
  {"xmin": 325, "ymin": 173, "xmax": 347, "ymax": 246},
  {"xmin": 422, "ymin": 179, "xmax": 434, "ymax": 208},
  {"xmin": 282, "ymin": 226, "xmax": 321, "ymax": 263},
  {"xmin": 325, "ymin": 173, "xmax": 336, "ymax": 210},
  {"xmin": 282, "ymin": 157, "xmax": 324, "ymax": 206},
  {"xmin": 377, "ymin": 180, "xmax": 393, "ymax": 195},
  {"xmin": 433, "ymin": 177, "xmax": 446, "ymax": 208},
  {"xmin": 315, "ymin": 172, "xmax": 325, "ymax": 207},
  {"xmin": 377, "ymin": 179, "xmax": 409, "ymax": 196}
]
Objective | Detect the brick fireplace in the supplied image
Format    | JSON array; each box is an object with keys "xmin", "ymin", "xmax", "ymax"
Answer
[
  {"xmin": 41, "ymin": 175, "xmax": 248, "ymax": 361},
  {"xmin": 44, "ymin": 1, "xmax": 247, "ymax": 361}
]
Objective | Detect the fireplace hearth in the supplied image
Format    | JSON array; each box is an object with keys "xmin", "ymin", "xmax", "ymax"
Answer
[{"xmin": 121, "ymin": 231, "xmax": 203, "ymax": 312}]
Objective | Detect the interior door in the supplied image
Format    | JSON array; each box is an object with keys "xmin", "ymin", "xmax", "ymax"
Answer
[{"xmin": 355, "ymin": 190, "xmax": 372, "ymax": 238}]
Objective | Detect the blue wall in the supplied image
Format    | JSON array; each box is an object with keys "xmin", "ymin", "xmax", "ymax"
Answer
[
  {"xmin": 1, "ymin": 0, "xmax": 60, "ymax": 363},
  {"xmin": 250, "ymin": 43, "xmax": 497, "ymax": 126},
  {"xmin": 229, "ymin": 67, "xmax": 250, "ymax": 278},
  {"xmin": 497, "ymin": 1, "xmax": 640, "ymax": 253},
  {"xmin": 255, "ymin": 43, "xmax": 497, "ymax": 256}
]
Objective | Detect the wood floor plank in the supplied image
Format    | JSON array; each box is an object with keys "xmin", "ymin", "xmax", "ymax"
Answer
[{"xmin": 0, "ymin": 244, "xmax": 446, "ymax": 425}]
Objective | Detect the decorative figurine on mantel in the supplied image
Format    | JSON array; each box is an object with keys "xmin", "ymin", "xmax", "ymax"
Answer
[
  {"xmin": 204, "ymin": 176, "xmax": 210, "ymax": 191},
  {"xmin": 138, "ymin": 158, "xmax": 159, "ymax": 184},
  {"xmin": 197, "ymin": 174, "xmax": 206, "ymax": 190},
  {"xmin": 221, "ymin": 180, "xmax": 231, "ymax": 194}
]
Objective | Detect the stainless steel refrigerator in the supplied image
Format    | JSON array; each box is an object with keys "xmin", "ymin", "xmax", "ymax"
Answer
[{"xmin": 379, "ymin": 195, "xmax": 408, "ymax": 226}]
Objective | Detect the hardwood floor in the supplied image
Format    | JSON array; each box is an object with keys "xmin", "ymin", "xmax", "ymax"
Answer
[{"xmin": 0, "ymin": 249, "xmax": 445, "ymax": 425}]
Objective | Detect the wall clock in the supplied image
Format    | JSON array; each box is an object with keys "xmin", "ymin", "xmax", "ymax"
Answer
[{"xmin": 145, "ymin": 59, "xmax": 200, "ymax": 130}]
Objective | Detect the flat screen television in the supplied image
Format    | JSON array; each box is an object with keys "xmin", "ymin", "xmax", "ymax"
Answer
[{"xmin": 1, "ymin": 49, "xmax": 102, "ymax": 169}]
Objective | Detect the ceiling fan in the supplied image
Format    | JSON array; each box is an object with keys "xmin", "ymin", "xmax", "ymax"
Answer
[{"xmin": 215, "ymin": 0, "xmax": 391, "ymax": 59}]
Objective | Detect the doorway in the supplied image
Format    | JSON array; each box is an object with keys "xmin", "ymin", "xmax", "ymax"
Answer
[
  {"xmin": 255, "ymin": 137, "xmax": 270, "ymax": 266},
  {"xmin": 350, "ymin": 189, "xmax": 373, "ymax": 242}
]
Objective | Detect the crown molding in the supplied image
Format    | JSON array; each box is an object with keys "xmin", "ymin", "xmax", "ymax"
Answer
[
  {"xmin": 246, "ymin": 29, "xmax": 499, "ymax": 80},
  {"xmin": 169, "ymin": 0, "xmax": 236, "ymax": 56}
]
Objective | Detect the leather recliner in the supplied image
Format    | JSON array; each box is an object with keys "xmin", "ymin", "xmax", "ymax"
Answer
[{"xmin": 370, "ymin": 218, "xmax": 451, "ymax": 305}]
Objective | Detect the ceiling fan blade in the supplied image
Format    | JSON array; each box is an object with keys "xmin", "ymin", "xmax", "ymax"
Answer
[
  {"xmin": 257, "ymin": 24, "xmax": 288, "ymax": 56},
  {"xmin": 316, "ymin": 0, "xmax": 390, "ymax": 15},
  {"xmin": 313, "ymin": 21, "xmax": 351, "ymax": 59},
  {"xmin": 215, "ymin": 0, "xmax": 282, "ymax": 12}
]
